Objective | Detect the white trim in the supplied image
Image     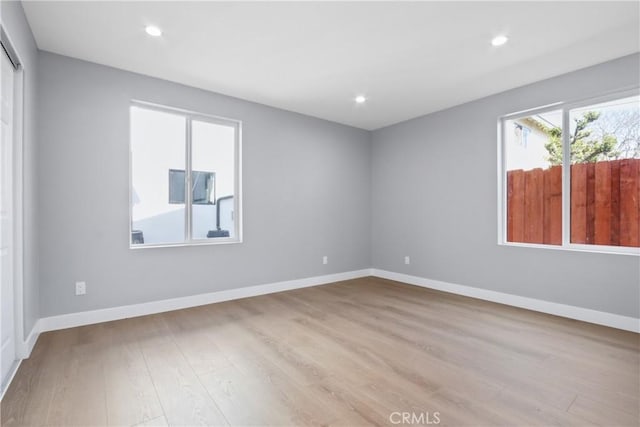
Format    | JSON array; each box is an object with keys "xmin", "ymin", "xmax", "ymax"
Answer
[
  {"xmin": 0, "ymin": 24, "xmax": 26, "ymax": 391},
  {"xmin": 0, "ymin": 359, "xmax": 21, "ymax": 401},
  {"xmin": 39, "ymin": 269, "xmax": 372, "ymax": 332},
  {"xmin": 562, "ymin": 106, "xmax": 571, "ymax": 247},
  {"xmin": 185, "ymin": 116, "xmax": 192, "ymax": 241},
  {"xmin": 28, "ymin": 267, "xmax": 640, "ymax": 334},
  {"xmin": 371, "ymin": 269, "xmax": 639, "ymax": 333},
  {"xmin": 499, "ymin": 85, "xmax": 639, "ymax": 121},
  {"xmin": 12, "ymin": 60, "xmax": 25, "ymax": 369},
  {"xmin": 129, "ymin": 239, "xmax": 242, "ymax": 250},
  {"xmin": 18, "ymin": 320, "xmax": 40, "ymax": 359},
  {"xmin": 130, "ymin": 99, "xmax": 242, "ymax": 128},
  {"xmin": 496, "ymin": 118, "xmax": 504, "ymax": 245},
  {"xmin": 499, "ymin": 241, "xmax": 640, "ymax": 256},
  {"xmin": 563, "ymin": 87, "xmax": 640, "ymax": 112},
  {"xmin": 1, "ymin": 321, "xmax": 40, "ymax": 401},
  {"xmin": 500, "ymin": 102, "xmax": 564, "ymax": 123}
]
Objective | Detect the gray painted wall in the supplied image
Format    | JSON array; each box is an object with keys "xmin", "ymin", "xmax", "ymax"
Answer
[
  {"xmin": 371, "ymin": 53, "xmax": 640, "ymax": 318},
  {"xmin": 2, "ymin": 1, "xmax": 39, "ymax": 338},
  {"xmin": 37, "ymin": 52, "xmax": 371, "ymax": 317},
  {"xmin": 27, "ymin": 40, "xmax": 640, "ymax": 320}
]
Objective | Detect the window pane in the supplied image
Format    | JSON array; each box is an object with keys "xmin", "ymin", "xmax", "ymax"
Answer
[
  {"xmin": 504, "ymin": 110, "xmax": 563, "ymax": 245},
  {"xmin": 131, "ymin": 107, "xmax": 186, "ymax": 245},
  {"xmin": 569, "ymin": 95, "xmax": 640, "ymax": 247},
  {"xmin": 191, "ymin": 120, "xmax": 236, "ymax": 240}
]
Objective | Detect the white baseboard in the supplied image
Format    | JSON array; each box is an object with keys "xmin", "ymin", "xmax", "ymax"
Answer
[
  {"xmin": 371, "ymin": 269, "xmax": 640, "ymax": 333},
  {"xmin": 39, "ymin": 269, "xmax": 372, "ymax": 333},
  {"xmin": 25, "ymin": 267, "xmax": 640, "ymax": 349},
  {"xmin": 1, "ymin": 322, "xmax": 41, "ymax": 401},
  {"xmin": 0, "ymin": 359, "xmax": 21, "ymax": 401},
  {"xmin": 18, "ymin": 320, "xmax": 41, "ymax": 358}
]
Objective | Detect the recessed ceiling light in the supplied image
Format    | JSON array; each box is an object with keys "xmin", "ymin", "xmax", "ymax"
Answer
[
  {"xmin": 145, "ymin": 26, "xmax": 163, "ymax": 37},
  {"xmin": 491, "ymin": 35, "xmax": 508, "ymax": 46},
  {"xmin": 355, "ymin": 95, "xmax": 367, "ymax": 104}
]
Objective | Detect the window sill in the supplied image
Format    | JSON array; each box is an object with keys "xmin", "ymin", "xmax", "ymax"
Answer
[
  {"xmin": 130, "ymin": 238, "xmax": 242, "ymax": 250},
  {"xmin": 499, "ymin": 241, "xmax": 640, "ymax": 256}
]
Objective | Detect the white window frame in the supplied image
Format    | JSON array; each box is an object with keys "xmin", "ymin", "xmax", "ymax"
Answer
[
  {"xmin": 129, "ymin": 100, "xmax": 242, "ymax": 249},
  {"xmin": 498, "ymin": 87, "xmax": 640, "ymax": 256}
]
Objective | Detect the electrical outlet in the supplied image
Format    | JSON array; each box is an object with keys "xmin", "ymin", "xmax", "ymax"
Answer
[
  {"xmin": 404, "ymin": 256, "xmax": 411, "ymax": 265},
  {"xmin": 75, "ymin": 281, "xmax": 86, "ymax": 296},
  {"xmin": 322, "ymin": 256, "xmax": 328, "ymax": 265}
]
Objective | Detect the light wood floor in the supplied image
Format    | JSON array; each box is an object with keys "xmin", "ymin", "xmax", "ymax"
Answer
[{"xmin": 2, "ymin": 277, "xmax": 639, "ymax": 426}]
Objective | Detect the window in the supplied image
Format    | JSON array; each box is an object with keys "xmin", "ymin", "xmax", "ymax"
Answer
[
  {"xmin": 130, "ymin": 102, "xmax": 241, "ymax": 247},
  {"xmin": 500, "ymin": 90, "xmax": 640, "ymax": 254}
]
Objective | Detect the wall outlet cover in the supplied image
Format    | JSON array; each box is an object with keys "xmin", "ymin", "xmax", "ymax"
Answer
[{"xmin": 75, "ymin": 281, "xmax": 86, "ymax": 296}]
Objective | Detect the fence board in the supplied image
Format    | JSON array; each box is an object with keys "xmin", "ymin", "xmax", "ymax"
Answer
[
  {"xmin": 543, "ymin": 166, "xmax": 562, "ymax": 245},
  {"xmin": 571, "ymin": 163, "xmax": 588, "ymax": 244},
  {"xmin": 524, "ymin": 168, "xmax": 544, "ymax": 243},
  {"xmin": 620, "ymin": 159, "xmax": 639, "ymax": 247},
  {"xmin": 507, "ymin": 171, "xmax": 514, "ymax": 242},
  {"xmin": 508, "ymin": 170, "xmax": 525, "ymax": 243},
  {"xmin": 594, "ymin": 161, "xmax": 611, "ymax": 245},
  {"xmin": 586, "ymin": 163, "xmax": 596, "ymax": 244},
  {"xmin": 610, "ymin": 161, "xmax": 621, "ymax": 246}
]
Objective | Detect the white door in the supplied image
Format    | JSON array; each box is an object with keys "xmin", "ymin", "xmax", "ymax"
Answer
[{"xmin": 0, "ymin": 47, "xmax": 16, "ymax": 389}]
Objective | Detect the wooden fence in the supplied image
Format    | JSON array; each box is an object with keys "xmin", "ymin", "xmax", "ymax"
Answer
[{"xmin": 507, "ymin": 158, "xmax": 640, "ymax": 247}]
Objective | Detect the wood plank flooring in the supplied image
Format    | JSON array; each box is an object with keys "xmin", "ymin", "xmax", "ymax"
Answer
[{"xmin": 2, "ymin": 277, "xmax": 638, "ymax": 426}]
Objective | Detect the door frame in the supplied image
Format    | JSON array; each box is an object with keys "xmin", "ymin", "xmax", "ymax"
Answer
[{"xmin": 1, "ymin": 23, "xmax": 25, "ymax": 366}]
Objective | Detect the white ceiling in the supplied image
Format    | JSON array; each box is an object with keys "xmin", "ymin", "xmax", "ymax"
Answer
[{"xmin": 22, "ymin": 1, "xmax": 640, "ymax": 130}]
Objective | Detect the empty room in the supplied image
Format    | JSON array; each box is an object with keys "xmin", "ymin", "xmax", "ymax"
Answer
[{"xmin": 1, "ymin": 1, "xmax": 639, "ymax": 426}]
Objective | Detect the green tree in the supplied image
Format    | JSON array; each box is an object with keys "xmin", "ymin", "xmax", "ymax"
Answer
[{"xmin": 544, "ymin": 111, "xmax": 619, "ymax": 165}]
